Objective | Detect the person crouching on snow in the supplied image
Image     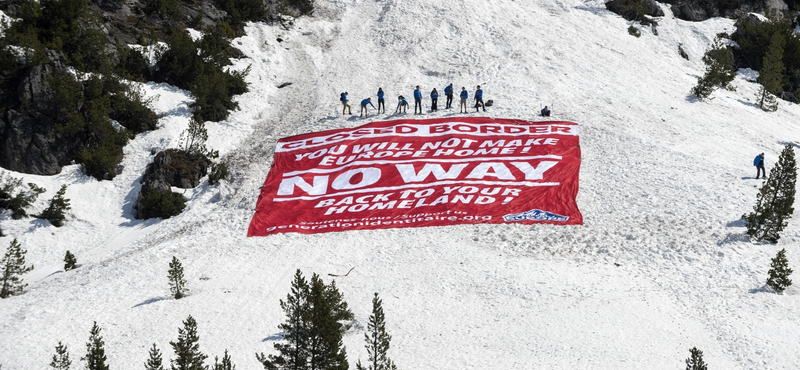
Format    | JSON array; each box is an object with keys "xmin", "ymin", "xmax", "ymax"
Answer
[{"xmin": 360, "ymin": 98, "xmax": 375, "ymax": 117}]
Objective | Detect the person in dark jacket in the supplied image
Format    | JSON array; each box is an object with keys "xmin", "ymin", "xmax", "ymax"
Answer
[
  {"xmin": 395, "ymin": 96, "xmax": 409, "ymax": 113},
  {"xmin": 474, "ymin": 85, "xmax": 485, "ymax": 112},
  {"xmin": 541, "ymin": 106, "xmax": 551, "ymax": 117},
  {"xmin": 377, "ymin": 88, "xmax": 385, "ymax": 113},
  {"xmin": 459, "ymin": 87, "xmax": 468, "ymax": 113},
  {"xmin": 430, "ymin": 88, "xmax": 439, "ymax": 112},
  {"xmin": 444, "ymin": 83, "xmax": 454, "ymax": 108},
  {"xmin": 413, "ymin": 86, "xmax": 423, "ymax": 114},
  {"xmin": 341, "ymin": 92, "xmax": 351, "ymax": 115},
  {"xmin": 360, "ymin": 98, "xmax": 375, "ymax": 117},
  {"xmin": 755, "ymin": 153, "xmax": 766, "ymax": 179}
]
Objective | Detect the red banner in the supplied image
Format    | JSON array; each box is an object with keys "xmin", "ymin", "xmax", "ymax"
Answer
[{"xmin": 248, "ymin": 117, "xmax": 582, "ymax": 236}]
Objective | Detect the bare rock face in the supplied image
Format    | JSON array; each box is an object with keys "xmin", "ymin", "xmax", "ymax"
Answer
[
  {"xmin": 135, "ymin": 149, "xmax": 210, "ymax": 219},
  {"xmin": 659, "ymin": 0, "xmax": 776, "ymax": 22},
  {"xmin": 0, "ymin": 110, "xmax": 62, "ymax": 175}
]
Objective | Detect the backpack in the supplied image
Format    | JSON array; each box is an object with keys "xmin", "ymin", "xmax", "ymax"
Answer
[
  {"xmin": 340, "ymin": 92, "xmax": 345, "ymax": 102},
  {"xmin": 485, "ymin": 100, "xmax": 494, "ymax": 107}
]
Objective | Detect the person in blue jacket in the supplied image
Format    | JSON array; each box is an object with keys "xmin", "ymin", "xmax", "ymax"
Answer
[
  {"xmin": 459, "ymin": 87, "xmax": 468, "ymax": 113},
  {"xmin": 474, "ymin": 85, "xmax": 485, "ymax": 112},
  {"xmin": 430, "ymin": 88, "xmax": 439, "ymax": 112},
  {"xmin": 360, "ymin": 98, "xmax": 375, "ymax": 117},
  {"xmin": 377, "ymin": 87, "xmax": 385, "ymax": 113},
  {"xmin": 395, "ymin": 95, "xmax": 409, "ymax": 113},
  {"xmin": 541, "ymin": 106, "xmax": 551, "ymax": 117},
  {"xmin": 444, "ymin": 83, "xmax": 454, "ymax": 109},
  {"xmin": 413, "ymin": 85, "xmax": 423, "ymax": 114},
  {"xmin": 340, "ymin": 92, "xmax": 351, "ymax": 115},
  {"xmin": 754, "ymin": 153, "xmax": 766, "ymax": 179}
]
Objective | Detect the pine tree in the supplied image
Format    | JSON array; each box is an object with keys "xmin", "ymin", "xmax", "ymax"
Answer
[
  {"xmin": 179, "ymin": 115, "xmax": 218, "ymax": 159},
  {"xmin": 307, "ymin": 274, "xmax": 348, "ymax": 370},
  {"xmin": 356, "ymin": 293, "xmax": 397, "ymax": 370},
  {"xmin": 743, "ymin": 145, "xmax": 797, "ymax": 243},
  {"xmin": 757, "ymin": 32, "xmax": 785, "ymax": 112},
  {"xmin": 64, "ymin": 250, "xmax": 77, "ymax": 271},
  {"xmin": 211, "ymin": 350, "xmax": 235, "ymax": 370},
  {"xmin": 82, "ymin": 322, "xmax": 110, "ymax": 370},
  {"xmin": 685, "ymin": 347, "xmax": 707, "ymax": 370},
  {"xmin": 170, "ymin": 315, "xmax": 207, "ymax": 370},
  {"xmin": 0, "ymin": 238, "xmax": 35, "ymax": 298},
  {"xmin": 145, "ymin": 343, "xmax": 165, "ymax": 370},
  {"xmin": 168, "ymin": 256, "xmax": 187, "ymax": 299},
  {"xmin": 35, "ymin": 185, "xmax": 71, "ymax": 227},
  {"xmin": 50, "ymin": 341, "xmax": 72, "ymax": 370},
  {"xmin": 691, "ymin": 36, "xmax": 736, "ymax": 100},
  {"xmin": 767, "ymin": 248, "xmax": 793, "ymax": 292},
  {"xmin": 257, "ymin": 269, "xmax": 310, "ymax": 370}
]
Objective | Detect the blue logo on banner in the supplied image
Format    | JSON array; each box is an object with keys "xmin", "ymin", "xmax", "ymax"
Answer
[{"xmin": 503, "ymin": 209, "xmax": 569, "ymax": 222}]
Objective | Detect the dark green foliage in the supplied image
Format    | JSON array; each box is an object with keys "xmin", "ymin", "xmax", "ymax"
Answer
[
  {"xmin": 115, "ymin": 44, "xmax": 150, "ymax": 81},
  {"xmin": 137, "ymin": 191, "xmax": 186, "ymax": 219},
  {"xmin": 757, "ymin": 32, "xmax": 785, "ymax": 112},
  {"xmin": 168, "ymin": 256, "xmax": 187, "ymax": 299},
  {"xmin": 144, "ymin": 0, "xmax": 182, "ymax": 19},
  {"xmin": 213, "ymin": 0, "xmax": 268, "ymax": 30},
  {"xmin": 767, "ymin": 248, "xmax": 793, "ymax": 292},
  {"xmin": 743, "ymin": 145, "xmax": 797, "ymax": 243},
  {"xmin": 105, "ymin": 76, "xmax": 160, "ymax": 134},
  {"xmin": 0, "ymin": 172, "xmax": 46, "ymax": 219},
  {"xmin": 356, "ymin": 293, "xmax": 397, "ymax": 370},
  {"xmin": 691, "ymin": 36, "xmax": 735, "ymax": 100},
  {"xmin": 627, "ymin": 25, "xmax": 641, "ymax": 38},
  {"xmin": 257, "ymin": 269, "xmax": 353, "ymax": 370},
  {"xmin": 285, "ymin": 0, "xmax": 315, "ymax": 15},
  {"xmin": 146, "ymin": 343, "xmax": 166, "ymax": 370},
  {"xmin": 208, "ymin": 162, "xmax": 229, "ymax": 185},
  {"xmin": 678, "ymin": 44, "xmax": 689, "ymax": 60},
  {"xmin": 685, "ymin": 347, "xmax": 707, "ymax": 370},
  {"xmin": 51, "ymin": 341, "xmax": 72, "ymax": 370},
  {"xmin": 0, "ymin": 239, "xmax": 35, "ymax": 298},
  {"xmin": 64, "ymin": 250, "xmax": 77, "ymax": 271},
  {"xmin": 82, "ymin": 322, "xmax": 110, "ymax": 370},
  {"xmin": 212, "ymin": 350, "xmax": 236, "ymax": 370},
  {"xmin": 180, "ymin": 116, "xmax": 219, "ymax": 159},
  {"xmin": 170, "ymin": 315, "xmax": 208, "ymax": 370},
  {"xmin": 35, "ymin": 185, "xmax": 71, "ymax": 227}
]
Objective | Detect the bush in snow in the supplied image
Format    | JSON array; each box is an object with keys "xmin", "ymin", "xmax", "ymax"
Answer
[
  {"xmin": 137, "ymin": 190, "xmax": 186, "ymax": 220},
  {"xmin": 0, "ymin": 238, "xmax": 35, "ymax": 298},
  {"xmin": 767, "ymin": 248, "xmax": 792, "ymax": 292},
  {"xmin": 64, "ymin": 250, "xmax": 77, "ymax": 271},
  {"xmin": 0, "ymin": 171, "xmax": 46, "ymax": 219},
  {"xmin": 208, "ymin": 162, "xmax": 229, "ymax": 185},
  {"xmin": 168, "ymin": 256, "xmax": 187, "ymax": 299},
  {"xmin": 35, "ymin": 185, "xmax": 71, "ymax": 227},
  {"xmin": 691, "ymin": 36, "xmax": 735, "ymax": 100},
  {"xmin": 743, "ymin": 144, "xmax": 797, "ymax": 243},
  {"xmin": 684, "ymin": 347, "xmax": 707, "ymax": 370}
]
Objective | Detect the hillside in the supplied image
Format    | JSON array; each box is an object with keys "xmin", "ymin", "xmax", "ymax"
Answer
[{"xmin": 2, "ymin": 0, "xmax": 800, "ymax": 368}]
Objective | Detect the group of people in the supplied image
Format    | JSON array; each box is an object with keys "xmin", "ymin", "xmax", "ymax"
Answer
[{"xmin": 339, "ymin": 84, "xmax": 487, "ymax": 117}]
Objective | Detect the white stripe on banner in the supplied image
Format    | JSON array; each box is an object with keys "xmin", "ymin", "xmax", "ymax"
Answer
[{"xmin": 273, "ymin": 180, "xmax": 560, "ymax": 202}]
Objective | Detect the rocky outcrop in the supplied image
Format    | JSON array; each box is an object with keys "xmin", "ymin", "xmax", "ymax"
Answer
[
  {"xmin": 0, "ymin": 110, "xmax": 62, "ymax": 175},
  {"xmin": 659, "ymin": 0, "xmax": 784, "ymax": 22},
  {"xmin": 135, "ymin": 149, "xmax": 210, "ymax": 218},
  {"xmin": 605, "ymin": 0, "xmax": 664, "ymax": 26}
]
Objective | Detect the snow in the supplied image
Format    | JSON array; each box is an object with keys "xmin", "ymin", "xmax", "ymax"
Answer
[{"xmin": 2, "ymin": 0, "xmax": 800, "ymax": 368}]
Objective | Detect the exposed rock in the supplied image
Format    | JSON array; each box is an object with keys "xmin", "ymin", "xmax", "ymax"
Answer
[
  {"xmin": 140, "ymin": 149, "xmax": 211, "ymax": 194},
  {"xmin": 0, "ymin": 110, "xmax": 62, "ymax": 175},
  {"xmin": 659, "ymin": 0, "xmax": 773, "ymax": 22}
]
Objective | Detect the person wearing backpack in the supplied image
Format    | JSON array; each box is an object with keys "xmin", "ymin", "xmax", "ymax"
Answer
[
  {"xmin": 444, "ymin": 83, "xmax": 454, "ymax": 109},
  {"xmin": 377, "ymin": 87, "xmax": 385, "ymax": 113},
  {"xmin": 754, "ymin": 152, "xmax": 766, "ymax": 179},
  {"xmin": 430, "ymin": 88, "xmax": 439, "ymax": 112},
  {"xmin": 340, "ymin": 92, "xmax": 352, "ymax": 115}
]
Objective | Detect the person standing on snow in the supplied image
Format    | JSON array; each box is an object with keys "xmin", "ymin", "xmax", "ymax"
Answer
[
  {"xmin": 413, "ymin": 86, "xmax": 423, "ymax": 114},
  {"xmin": 459, "ymin": 87, "xmax": 468, "ymax": 113},
  {"xmin": 430, "ymin": 88, "xmax": 439, "ymax": 112},
  {"xmin": 377, "ymin": 87, "xmax": 385, "ymax": 114},
  {"xmin": 341, "ymin": 92, "xmax": 352, "ymax": 115},
  {"xmin": 754, "ymin": 153, "xmax": 766, "ymax": 179},
  {"xmin": 395, "ymin": 95, "xmax": 409, "ymax": 113},
  {"xmin": 360, "ymin": 98, "xmax": 375, "ymax": 117},
  {"xmin": 444, "ymin": 83, "xmax": 454, "ymax": 109},
  {"xmin": 541, "ymin": 106, "xmax": 551, "ymax": 117},
  {"xmin": 474, "ymin": 85, "xmax": 485, "ymax": 112}
]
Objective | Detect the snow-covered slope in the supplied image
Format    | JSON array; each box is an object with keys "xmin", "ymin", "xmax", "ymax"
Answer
[{"xmin": 2, "ymin": 0, "xmax": 800, "ymax": 368}]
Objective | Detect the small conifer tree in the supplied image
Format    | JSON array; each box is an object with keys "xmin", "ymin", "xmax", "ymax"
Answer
[
  {"xmin": 35, "ymin": 185, "xmax": 71, "ymax": 227},
  {"xmin": 743, "ymin": 145, "xmax": 797, "ymax": 243},
  {"xmin": 179, "ymin": 115, "xmax": 218, "ymax": 159},
  {"xmin": 767, "ymin": 248, "xmax": 793, "ymax": 292},
  {"xmin": 168, "ymin": 256, "xmax": 187, "ymax": 299},
  {"xmin": 0, "ymin": 238, "xmax": 35, "ymax": 298},
  {"xmin": 685, "ymin": 347, "xmax": 707, "ymax": 370},
  {"xmin": 212, "ymin": 350, "xmax": 235, "ymax": 370},
  {"xmin": 691, "ymin": 36, "xmax": 736, "ymax": 100},
  {"xmin": 145, "ymin": 343, "xmax": 165, "ymax": 370},
  {"xmin": 356, "ymin": 293, "xmax": 397, "ymax": 370},
  {"xmin": 757, "ymin": 32, "xmax": 785, "ymax": 112},
  {"xmin": 50, "ymin": 341, "xmax": 72, "ymax": 370},
  {"xmin": 170, "ymin": 315, "xmax": 207, "ymax": 370},
  {"xmin": 82, "ymin": 322, "xmax": 110, "ymax": 370},
  {"xmin": 64, "ymin": 251, "xmax": 77, "ymax": 271}
]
